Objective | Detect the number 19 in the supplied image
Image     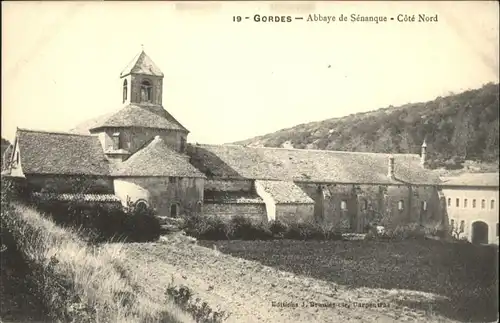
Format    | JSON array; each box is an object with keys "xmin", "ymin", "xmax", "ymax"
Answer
[{"xmin": 233, "ymin": 16, "xmax": 242, "ymax": 22}]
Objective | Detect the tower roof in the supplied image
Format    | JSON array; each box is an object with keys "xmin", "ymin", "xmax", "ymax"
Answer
[{"xmin": 120, "ymin": 50, "xmax": 164, "ymax": 77}]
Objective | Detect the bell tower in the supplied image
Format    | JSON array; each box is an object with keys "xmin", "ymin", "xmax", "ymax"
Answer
[{"xmin": 120, "ymin": 48, "xmax": 165, "ymax": 116}]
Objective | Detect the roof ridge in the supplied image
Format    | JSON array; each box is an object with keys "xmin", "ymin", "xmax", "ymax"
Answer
[
  {"xmin": 17, "ymin": 128, "xmax": 93, "ymax": 137},
  {"xmin": 207, "ymin": 143, "xmax": 419, "ymax": 157}
]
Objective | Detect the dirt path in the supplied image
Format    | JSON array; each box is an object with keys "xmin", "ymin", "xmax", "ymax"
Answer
[{"xmin": 120, "ymin": 239, "xmax": 455, "ymax": 323}]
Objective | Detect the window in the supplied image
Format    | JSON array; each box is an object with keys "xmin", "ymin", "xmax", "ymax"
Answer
[
  {"xmin": 340, "ymin": 200, "xmax": 347, "ymax": 210},
  {"xmin": 140, "ymin": 80, "xmax": 153, "ymax": 103},
  {"xmin": 472, "ymin": 199, "xmax": 476, "ymax": 208},
  {"xmin": 447, "ymin": 198, "xmax": 451, "ymax": 207},
  {"xmin": 398, "ymin": 200, "xmax": 404, "ymax": 211},
  {"xmin": 196, "ymin": 201, "xmax": 202, "ymax": 213},
  {"xmin": 464, "ymin": 199, "xmax": 468, "ymax": 208},
  {"xmin": 180, "ymin": 137, "xmax": 186, "ymax": 153},
  {"xmin": 460, "ymin": 220, "xmax": 465, "ymax": 233},
  {"xmin": 361, "ymin": 199, "xmax": 368, "ymax": 211},
  {"xmin": 491, "ymin": 200, "xmax": 495, "ymax": 210},
  {"xmin": 481, "ymin": 199, "xmax": 486, "ymax": 209},
  {"xmin": 450, "ymin": 219, "xmax": 455, "ymax": 232},
  {"xmin": 122, "ymin": 79, "xmax": 128, "ymax": 103},
  {"xmin": 170, "ymin": 203, "xmax": 179, "ymax": 217},
  {"xmin": 135, "ymin": 200, "xmax": 148, "ymax": 214},
  {"xmin": 456, "ymin": 198, "xmax": 459, "ymax": 207},
  {"xmin": 169, "ymin": 177, "xmax": 178, "ymax": 184},
  {"xmin": 421, "ymin": 201, "xmax": 427, "ymax": 211},
  {"xmin": 112, "ymin": 133, "xmax": 122, "ymax": 150}
]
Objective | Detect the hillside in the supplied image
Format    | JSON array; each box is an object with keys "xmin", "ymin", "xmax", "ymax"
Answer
[{"xmin": 234, "ymin": 83, "xmax": 499, "ymax": 170}]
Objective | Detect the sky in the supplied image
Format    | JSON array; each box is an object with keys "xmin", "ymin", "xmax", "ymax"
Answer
[{"xmin": 2, "ymin": 1, "xmax": 499, "ymax": 144}]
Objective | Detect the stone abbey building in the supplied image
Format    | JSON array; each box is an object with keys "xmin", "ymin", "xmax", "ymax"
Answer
[{"xmin": 3, "ymin": 50, "xmax": 446, "ymax": 232}]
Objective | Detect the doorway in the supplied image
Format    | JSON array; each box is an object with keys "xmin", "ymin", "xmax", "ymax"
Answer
[{"xmin": 471, "ymin": 221, "xmax": 489, "ymax": 244}]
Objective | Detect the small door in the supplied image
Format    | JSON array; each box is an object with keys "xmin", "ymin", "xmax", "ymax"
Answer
[
  {"xmin": 471, "ymin": 221, "xmax": 489, "ymax": 244},
  {"xmin": 170, "ymin": 203, "xmax": 179, "ymax": 218}
]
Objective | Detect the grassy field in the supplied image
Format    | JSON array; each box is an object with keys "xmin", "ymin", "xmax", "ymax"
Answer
[{"xmin": 199, "ymin": 239, "xmax": 499, "ymax": 323}]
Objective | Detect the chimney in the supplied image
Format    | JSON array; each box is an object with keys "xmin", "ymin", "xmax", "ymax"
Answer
[
  {"xmin": 421, "ymin": 139, "xmax": 427, "ymax": 167},
  {"xmin": 388, "ymin": 155, "xmax": 395, "ymax": 179}
]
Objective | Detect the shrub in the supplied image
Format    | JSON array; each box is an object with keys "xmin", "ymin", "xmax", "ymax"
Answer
[
  {"xmin": 284, "ymin": 222, "xmax": 327, "ymax": 240},
  {"xmin": 166, "ymin": 283, "xmax": 229, "ymax": 323},
  {"xmin": 183, "ymin": 214, "xmax": 232, "ymax": 240},
  {"xmin": 229, "ymin": 215, "xmax": 272, "ymax": 240},
  {"xmin": 183, "ymin": 214, "xmax": 345, "ymax": 241},
  {"xmin": 268, "ymin": 220, "xmax": 288, "ymax": 238},
  {"xmin": 31, "ymin": 197, "xmax": 161, "ymax": 243}
]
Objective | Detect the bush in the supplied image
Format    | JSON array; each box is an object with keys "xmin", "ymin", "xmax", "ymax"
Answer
[
  {"xmin": 268, "ymin": 220, "xmax": 288, "ymax": 238},
  {"xmin": 229, "ymin": 215, "xmax": 273, "ymax": 240},
  {"xmin": 31, "ymin": 197, "xmax": 161, "ymax": 243},
  {"xmin": 183, "ymin": 214, "xmax": 232, "ymax": 240},
  {"xmin": 182, "ymin": 214, "xmax": 343, "ymax": 241},
  {"xmin": 166, "ymin": 284, "xmax": 229, "ymax": 323},
  {"xmin": 364, "ymin": 223, "xmax": 445, "ymax": 241}
]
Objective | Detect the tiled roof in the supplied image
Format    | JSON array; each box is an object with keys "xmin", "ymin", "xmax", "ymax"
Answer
[
  {"xmin": 440, "ymin": 173, "xmax": 499, "ymax": 188},
  {"xmin": 256, "ymin": 180, "xmax": 314, "ymax": 204},
  {"xmin": 120, "ymin": 50, "xmax": 163, "ymax": 77},
  {"xmin": 69, "ymin": 109, "xmax": 121, "ymax": 135},
  {"xmin": 32, "ymin": 192, "xmax": 121, "ymax": 203},
  {"xmin": 204, "ymin": 190, "xmax": 264, "ymax": 204},
  {"xmin": 112, "ymin": 136, "xmax": 205, "ymax": 178},
  {"xmin": 188, "ymin": 144, "xmax": 440, "ymax": 185},
  {"xmin": 88, "ymin": 104, "xmax": 186, "ymax": 132},
  {"xmin": 16, "ymin": 129, "xmax": 110, "ymax": 176}
]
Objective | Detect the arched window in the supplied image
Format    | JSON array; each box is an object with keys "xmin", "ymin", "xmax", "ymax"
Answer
[
  {"xmin": 135, "ymin": 200, "xmax": 148, "ymax": 214},
  {"xmin": 421, "ymin": 201, "xmax": 427, "ymax": 211},
  {"xmin": 170, "ymin": 203, "xmax": 179, "ymax": 217},
  {"xmin": 472, "ymin": 199, "xmax": 477, "ymax": 208},
  {"xmin": 122, "ymin": 79, "xmax": 128, "ymax": 103},
  {"xmin": 398, "ymin": 200, "xmax": 404, "ymax": 211},
  {"xmin": 447, "ymin": 198, "xmax": 451, "ymax": 207},
  {"xmin": 481, "ymin": 199, "xmax": 486, "ymax": 209},
  {"xmin": 140, "ymin": 79, "xmax": 153, "ymax": 103},
  {"xmin": 340, "ymin": 200, "xmax": 347, "ymax": 210},
  {"xmin": 455, "ymin": 198, "xmax": 460, "ymax": 207},
  {"xmin": 464, "ymin": 199, "xmax": 468, "ymax": 208},
  {"xmin": 491, "ymin": 200, "xmax": 495, "ymax": 210}
]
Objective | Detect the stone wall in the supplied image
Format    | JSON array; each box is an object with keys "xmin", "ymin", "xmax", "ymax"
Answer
[
  {"xmin": 26, "ymin": 175, "xmax": 114, "ymax": 194},
  {"xmin": 275, "ymin": 204, "xmax": 315, "ymax": 223},
  {"xmin": 114, "ymin": 177, "xmax": 204, "ymax": 217},
  {"xmin": 297, "ymin": 182, "xmax": 445, "ymax": 232},
  {"xmin": 203, "ymin": 202, "xmax": 267, "ymax": 224}
]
